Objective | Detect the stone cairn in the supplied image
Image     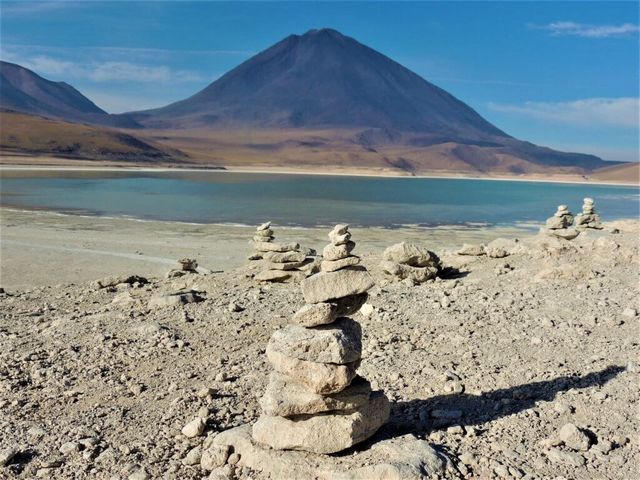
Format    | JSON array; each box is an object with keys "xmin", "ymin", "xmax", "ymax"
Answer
[
  {"xmin": 543, "ymin": 205, "xmax": 580, "ymax": 239},
  {"xmin": 575, "ymin": 197, "xmax": 603, "ymax": 230},
  {"xmin": 249, "ymin": 221, "xmax": 314, "ymax": 283},
  {"xmin": 252, "ymin": 224, "xmax": 390, "ymax": 454},
  {"xmin": 166, "ymin": 257, "xmax": 198, "ymax": 278},
  {"xmin": 380, "ymin": 242, "xmax": 441, "ymax": 284}
]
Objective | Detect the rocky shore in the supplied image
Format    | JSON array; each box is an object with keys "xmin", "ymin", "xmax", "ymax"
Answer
[{"xmin": 0, "ymin": 218, "xmax": 638, "ymax": 479}]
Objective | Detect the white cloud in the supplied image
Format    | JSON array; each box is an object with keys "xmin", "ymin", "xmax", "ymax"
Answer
[
  {"xmin": 488, "ymin": 98, "xmax": 640, "ymax": 128},
  {"xmin": 1, "ymin": 51, "xmax": 203, "ymax": 84},
  {"xmin": 81, "ymin": 91, "xmax": 178, "ymax": 113},
  {"xmin": 532, "ymin": 21, "xmax": 639, "ymax": 38},
  {"xmin": 87, "ymin": 62, "xmax": 202, "ymax": 83}
]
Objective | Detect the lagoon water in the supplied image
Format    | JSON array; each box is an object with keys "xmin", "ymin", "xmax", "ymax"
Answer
[{"xmin": 1, "ymin": 170, "xmax": 638, "ymax": 228}]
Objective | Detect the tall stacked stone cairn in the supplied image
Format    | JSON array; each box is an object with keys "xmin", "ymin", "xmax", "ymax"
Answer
[
  {"xmin": 252, "ymin": 224, "xmax": 390, "ymax": 454},
  {"xmin": 575, "ymin": 197, "xmax": 603, "ymax": 230},
  {"xmin": 380, "ymin": 242, "xmax": 441, "ymax": 284},
  {"xmin": 543, "ymin": 204, "xmax": 580, "ymax": 240},
  {"xmin": 249, "ymin": 221, "xmax": 315, "ymax": 283}
]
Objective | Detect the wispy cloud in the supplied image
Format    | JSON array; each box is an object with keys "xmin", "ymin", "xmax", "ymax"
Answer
[
  {"xmin": 0, "ymin": 1, "xmax": 79, "ymax": 17},
  {"xmin": 1, "ymin": 51, "xmax": 205, "ymax": 84},
  {"xmin": 531, "ymin": 21, "xmax": 640, "ymax": 38},
  {"xmin": 488, "ymin": 98, "xmax": 639, "ymax": 129}
]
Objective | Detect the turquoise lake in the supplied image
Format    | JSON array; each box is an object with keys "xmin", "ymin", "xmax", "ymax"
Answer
[{"xmin": 0, "ymin": 170, "xmax": 638, "ymax": 228}]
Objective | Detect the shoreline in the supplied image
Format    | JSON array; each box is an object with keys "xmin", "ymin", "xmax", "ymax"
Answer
[{"xmin": 1, "ymin": 162, "xmax": 638, "ymax": 187}]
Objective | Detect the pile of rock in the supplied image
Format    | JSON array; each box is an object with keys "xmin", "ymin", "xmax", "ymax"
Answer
[
  {"xmin": 166, "ymin": 258, "xmax": 198, "ymax": 278},
  {"xmin": 575, "ymin": 198, "xmax": 603, "ymax": 230},
  {"xmin": 248, "ymin": 222, "xmax": 275, "ymax": 260},
  {"xmin": 249, "ymin": 221, "xmax": 315, "ymax": 282},
  {"xmin": 252, "ymin": 224, "xmax": 389, "ymax": 454},
  {"xmin": 543, "ymin": 205, "xmax": 580, "ymax": 240},
  {"xmin": 380, "ymin": 242, "xmax": 441, "ymax": 284}
]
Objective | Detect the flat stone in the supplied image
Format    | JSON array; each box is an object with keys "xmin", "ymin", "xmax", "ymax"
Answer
[
  {"xmin": 292, "ymin": 303, "xmax": 336, "ymax": 327},
  {"xmin": 380, "ymin": 261, "xmax": 438, "ymax": 283},
  {"xmin": 266, "ymin": 344, "xmax": 359, "ymax": 394},
  {"xmin": 257, "ymin": 221, "xmax": 271, "ymax": 231},
  {"xmin": 255, "ymin": 228, "xmax": 274, "ymax": 237},
  {"xmin": 264, "ymin": 251, "xmax": 307, "ymax": 263},
  {"xmin": 457, "ymin": 244, "xmax": 485, "ymax": 256},
  {"xmin": 268, "ymin": 318, "xmax": 361, "ymax": 364},
  {"xmin": 255, "ymin": 270, "xmax": 292, "ymax": 282},
  {"xmin": 323, "ymin": 241, "xmax": 356, "ymax": 261},
  {"xmin": 253, "ymin": 241, "xmax": 300, "ymax": 253},
  {"xmin": 302, "ymin": 267, "xmax": 374, "ymax": 304},
  {"xmin": 262, "ymin": 260, "xmax": 307, "ymax": 271},
  {"xmin": 382, "ymin": 242, "xmax": 439, "ymax": 267},
  {"xmin": 547, "ymin": 228, "xmax": 580, "ymax": 240},
  {"xmin": 252, "ymin": 391, "xmax": 390, "ymax": 454},
  {"xmin": 329, "ymin": 230, "xmax": 352, "ymax": 246},
  {"xmin": 213, "ymin": 425, "xmax": 450, "ymax": 480},
  {"xmin": 321, "ymin": 256, "xmax": 361, "ymax": 272},
  {"xmin": 253, "ymin": 235, "xmax": 274, "ymax": 242},
  {"xmin": 259, "ymin": 372, "xmax": 371, "ymax": 416}
]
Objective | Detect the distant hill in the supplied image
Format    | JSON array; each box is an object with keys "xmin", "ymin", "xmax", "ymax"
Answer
[
  {"xmin": 0, "ymin": 110, "xmax": 184, "ymax": 163},
  {"xmin": 130, "ymin": 28, "xmax": 609, "ymax": 172},
  {"xmin": 0, "ymin": 61, "xmax": 138, "ymax": 128},
  {"xmin": 591, "ymin": 162, "xmax": 639, "ymax": 184}
]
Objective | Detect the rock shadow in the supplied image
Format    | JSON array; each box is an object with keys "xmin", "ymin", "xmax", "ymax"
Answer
[{"xmin": 386, "ymin": 365, "xmax": 625, "ymax": 439}]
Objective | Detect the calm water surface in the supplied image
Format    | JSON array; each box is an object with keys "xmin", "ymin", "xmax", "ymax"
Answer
[{"xmin": 1, "ymin": 170, "xmax": 638, "ymax": 228}]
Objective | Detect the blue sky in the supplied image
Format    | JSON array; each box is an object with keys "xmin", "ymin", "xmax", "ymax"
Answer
[{"xmin": 1, "ymin": 1, "xmax": 638, "ymax": 161}]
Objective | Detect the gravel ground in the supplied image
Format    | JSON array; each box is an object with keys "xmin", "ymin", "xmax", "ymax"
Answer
[{"xmin": 0, "ymin": 220, "xmax": 638, "ymax": 479}]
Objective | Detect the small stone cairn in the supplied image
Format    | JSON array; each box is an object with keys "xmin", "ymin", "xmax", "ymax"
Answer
[
  {"xmin": 543, "ymin": 205, "xmax": 580, "ymax": 239},
  {"xmin": 249, "ymin": 221, "xmax": 313, "ymax": 282},
  {"xmin": 252, "ymin": 224, "xmax": 390, "ymax": 454},
  {"xmin": 380, "ymin": 242, "xmax": 441, "ymax": 284},
  {"xmin": 166, "ymin": 258, "xmax": 198, "ymax": 278},
  {"xmin": 575, "ymin": 197, "xmax": 603, "ymax": 230}
]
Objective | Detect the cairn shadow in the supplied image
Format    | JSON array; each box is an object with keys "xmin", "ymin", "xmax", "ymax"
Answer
[{"xmin": 384, "ymin": 365, "xmax": 625, "ymax": 439}]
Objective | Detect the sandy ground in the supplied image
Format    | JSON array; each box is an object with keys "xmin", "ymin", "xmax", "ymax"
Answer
[
  {"xmin": 0, "ymin": 208, "xmax": 534, "ymax": 289},
  {"xmin": 0, "ymin": 217, "xmax": 638, "ymax": 479}
]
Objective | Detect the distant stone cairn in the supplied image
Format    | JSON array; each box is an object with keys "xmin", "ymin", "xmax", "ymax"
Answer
[
  {"xmin": 543, "ymin": 205, "xmax": 580, "ymax": 240},
  {"xmin": 251, "ymin": 224, "xmax": 389, "ymax": 454},
  {"xmin": 575, "ymin": 198, "xmax": 603, "ymax": 230},
  {"xmin": 249, "ymin": 221, "xmax": 317, "ymax": 282},
  {"xmin": 380, "ymin": 242, "xmax": 441, "ymax": 284}
]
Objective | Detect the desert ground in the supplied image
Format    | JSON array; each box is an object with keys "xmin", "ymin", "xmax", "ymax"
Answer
[{"xmin": 0, "ymin": 207, "xmax": 638, "ymax": 479}]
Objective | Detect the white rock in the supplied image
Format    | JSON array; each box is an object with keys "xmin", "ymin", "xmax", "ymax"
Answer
[
  {"xmin": 292, "ymin": 303, "xmax": 336, "ymax": 327},
  {"xmin": 558, "ymin": 423, "xmax": 591, "ymax": 451},
  {"xmin": 182, "ymin": 417, "xmax": 206, "ymax": 438}
]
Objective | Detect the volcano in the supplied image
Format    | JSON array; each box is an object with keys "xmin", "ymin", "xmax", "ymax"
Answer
[{"xmin": 129, "ymin": 28, "xmax": 608, "ymax": 172}]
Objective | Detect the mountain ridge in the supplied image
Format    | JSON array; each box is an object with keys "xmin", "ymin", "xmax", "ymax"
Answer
[{"xmin": 0, "ymin": 61, "xmax": 140, "ymax": 128}]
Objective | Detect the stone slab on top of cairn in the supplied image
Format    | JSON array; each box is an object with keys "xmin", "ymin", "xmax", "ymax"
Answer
[
  {"xmin": 543, "ymin": 204, "xmax": 580, "ymax": 240},
  {"xmin": 251, "ymin": 224, "xmax": 390, "ymax": 454},
  {"xmin": 575, "ymin": 197, "xmax": 603, "ymax": 230}
]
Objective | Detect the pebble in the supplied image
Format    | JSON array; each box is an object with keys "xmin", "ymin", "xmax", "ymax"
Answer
[
  {"xmin": 622, "ymin": 307, "xmax": 637, "ymax": 318},
  {"xmin": 0, "ymin": 448, "xmax": 17, "ymax": 466},
  {"xmin": 181, "ymin": 417, "xmax": 206, "ymax": 438}
]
